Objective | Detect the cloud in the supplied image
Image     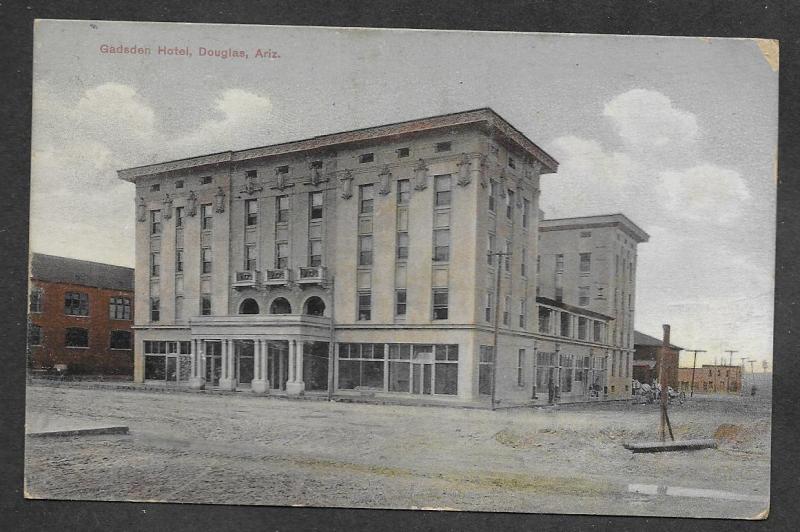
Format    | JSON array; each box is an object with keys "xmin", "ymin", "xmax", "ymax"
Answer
[
  {"xmin": 657, "ymin": 164, "xmax": 750, "ymax": 224},
  {"xmin": 603, "ymin": 89, "xmax": 698, "ymax": 149}
]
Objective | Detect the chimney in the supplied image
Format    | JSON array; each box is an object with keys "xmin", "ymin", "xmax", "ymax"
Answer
[{"xmin": 662, "ymin": 324, "xmax": 671, "ymax": 347}]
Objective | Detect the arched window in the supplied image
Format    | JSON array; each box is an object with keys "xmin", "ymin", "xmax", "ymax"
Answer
[
  {"xmin": 270, "ymin": 297, "xmax": 292, "ymax": 314},
  {"xmin": 239, "ymin": 298, "xmax": 260, "ymax": 315},
  {"xmin": 303, "ymin": 296, "xmax": 326, "ymax": 316}
]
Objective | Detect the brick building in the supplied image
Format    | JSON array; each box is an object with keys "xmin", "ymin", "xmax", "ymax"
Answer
[
  {"xmin": 678, "ymin": 365, "xmax": 743, "ymax": 394},
  {"xmin": 633, "ymin": 326, "xmax": 682, "ymax": 389},
  {"xmin": 28, "ymin": 253, "xmax": 135, "ymax": 375},
  {"xmin": 118, "ymin": 108, "xmax": 646, "ymax": 404}
]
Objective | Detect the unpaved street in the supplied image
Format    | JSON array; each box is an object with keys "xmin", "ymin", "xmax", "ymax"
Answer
[{"xmin": 24, "ymin": 385, "xmax": 770, "ymax": 518}]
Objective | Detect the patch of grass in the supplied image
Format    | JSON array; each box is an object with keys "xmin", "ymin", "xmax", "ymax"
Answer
[{"xmin": 494, "ymin": 428, "xmax": 539, "ymax": 449}]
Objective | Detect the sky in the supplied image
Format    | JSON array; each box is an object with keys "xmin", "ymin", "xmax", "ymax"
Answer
[{"xmin": 30, "ymin": 21, "xmax": 778, "ymax": 368}]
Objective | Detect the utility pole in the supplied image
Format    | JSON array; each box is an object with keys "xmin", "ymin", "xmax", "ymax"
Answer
[
  {"xmin": 739, "ymin": 357, "xmax": 748, "ymax": 396},
  {"xmin": 724, "ymin": 350, "xmax": 738, "ymax": 393},
  {"xmin": 685, "ymin": 349, "xmax": 706, "ymax": 397},
  {"xmin": 658, "ymin": 333, "xmax": 674, "ymax": 442},
  {"xmin": 326, "ymin": 275, "xmax": 335, "ymax": 401},
  {"xmin": 488, "ymin": 249, "xmax": 512, "ymax": 411}
]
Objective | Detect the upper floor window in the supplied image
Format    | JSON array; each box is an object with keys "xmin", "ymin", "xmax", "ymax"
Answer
[
  {"xmin": 503, "ymin": 295, "xmax": 511, "ymax": 325},
  {"xmin": 555, "ymin": 286, "xmax": 563, "ymax": 303},
  {"xmin": 245, "ymin": 199, "xmax": 258, "ymax": 226},
  {"xmin": 432, "ymin": 288, "xmax": 449, "ymax": 320},
  {"xmin": 309, "ymin": 240, "xmax": 322, "ymax": 267},
  {"xmin": 276, "ymin": 195, "xmax": 289, "ymax": 223},
  {"xmin": 485, "ymin": 291, "xmax": 493, "ymax": 322},
  {"xmin": 245, "ymin": 244, "xmax": 257, "ymax": 270},
  {"xmin": 504, "ymin": 240, "xmax": 512, "ymax": 272},
  {"xmin": 579, "ymin": 286, "xmax": 590, "ymax": 306},
  {"xmin": 359, "ymin": 184, "xmax": 374, "ymax": 214},
  {"xmin": 109, "ymin": 296, "xmax": 131, "ymax": 320},
  {"xmin": 358, "ymin": 235, "xmax": 373, "ymax": 266},
  {"xmin": 560, "ymin": 312, "xmax": 571, "ymax": 337},
  {"xmin": 150, "ymin": 252, "xmax": 160, "ymax": 277},
  {"xmin": 396, "ymin": 232, "xmax": 409, "ymax": 260},
  {"xmin": 395, "ymin": 289, "xmax": 407, "ymax": 316},
  {"xmin": 246, "ymin": 169, "xmax": 258, "ymax": 179},
  {"xmin": 29, "ymin": 287, "xmax": 43, "ymax": 313},
  {"xmin": 579, "ymin": 252, "xmax": 592, "ymax": 273},
  {"xmin": 65, "ymin": 327, "xmax": 88, "ymax": 348},
  {"xmin": 150, "ymin": 210, "xmax": 161, "ymax": 235},
  {"xmin": 521, "ymin": 247, "xmax": 527, "ymax": 277},
  {"xmin": 487, "ymin": 233, "xmax": 496, "ymax": 265},
  {"xmin": 593, "ymin": 321, "xmax": 603, "ymax": 342},
  {"xmin": 506, "ymin": 190, "xmax": 514, "ymax": 219},
  {"xmin": 176, "ymin": 249, "xmax": 184, "ymax": 273},
  {"xmin": 28, "ymin": 323, "xmax": 42, "ymax": 346},
  {"xmin": 150, "ymin": 183, "xmax": 160, "ymax": 192},
  {"xmin": 276, "ymin": 165, "xmax": 289, "ymax": 175},
  {"xmin": 580, "ymin": 231, "xmax": 592, "ymax": 238},
  {"xmin": 396, "ymin": 147, "xmax": 410, "ymax": 158},
  {"xmin": 310, "ymin": 191, "xmax": 323, "ymax": 220},
  {"xmin": 201, "ymin": 203, "xmax": 213, "ymax": 230},
  {"xmin": 357, "ymin": 290, "xmax": 371, "ymax": 320},
  {"xmin": 556, "ymin": 254, "xmax": 564, "ymax": 273},
  {"xmin": 578, "ymin": 317, "xmax": 587, "ymax": 339},
  {"xmin": 519, "ymin": 299, "xmax": 527, "ymax": 329},
  {"xmin": 508, "ymin": 156, "xmax": 516, "ymax": 169},
  {"xmin": 175, "ymin": 180, "xmax": 184, "ymax": 189},
  {"xmin": 522, "ymin": 198, "xmax": 530, "ymax": 228},
  {"xmin": 201, "ymin": 295, "xmax": 212, "ymax": 316},
  {"xmin": 201, "ymin": 248, "xmax": 212, "ymax": 274},
  {"xmin": 433, "ymin": 229, "xmax": 450, "ymax": 262},
  {"xmin": 397, "ymin": 179, "xmax": 410, "ymax": 205},
  {"xmin": 201, "ymin": 176, "xmax": 213, "ymax": 185},
  {"xmin": 434, "ymin": 175, "xmax": 451, "ymax": 206},
  {"xmin": 150, "ymin": 297, "xmax": 160, "ymax": 322},
  {"xmin": 64, "ymin": 292, "xmax": 88, "ymax": 316},
  {"xmin": 310, "ymin": 160, "xmax": 323, "ymax": 169},
  {"xmin": 435, "ymin": 141, "xmax": 451, "ymax": 152},
  {"xmin": 488, "ymin": 181, "xmax": 498, "ymax": 212},
  {"xmin": 275, "ymin": 242, "xmax": 289, "ymax": 269},
  {"xmin": 359, "ymin": 152, "xmax": 374, "ymax": 164},
  {"xmin": 175, "ymin": 206, "xmax": 184, "ymax": 228}
]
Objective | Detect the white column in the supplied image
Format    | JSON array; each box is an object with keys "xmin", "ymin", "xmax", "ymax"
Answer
[
  {"xmin": 189, "ymin": 338, "xmax": 205, "ymax": 390},
  {"xmin": 219, "ymin": 338, "xmax": 237, "ymax": 391},
  {"xmin": 252, "ymin": 339, "xmax": 269, "ymax": 394},
  {"xmin": 286, "ymin": 339, "xmax": 305, "ymax": 395}
]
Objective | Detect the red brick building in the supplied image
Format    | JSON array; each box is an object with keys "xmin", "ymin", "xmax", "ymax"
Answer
[
  {"xmin": 632, "ymin": 326, "xmax": 682, "ymax": 389},
  {"xmin": 678, "ymin": 365, "xmax": 743, "ymax": 394},
  {"xmin": 28, "ymin": 253, "xmax": 135, "ymax": 375}
]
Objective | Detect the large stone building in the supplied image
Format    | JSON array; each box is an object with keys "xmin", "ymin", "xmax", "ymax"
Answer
[
  {"xmin": 28, "ymin": 253, "xmax": 135, "ymax": 375},
  {"xmin": 118, "ymin": 108, "xmax": 646, "ymax": 404}
]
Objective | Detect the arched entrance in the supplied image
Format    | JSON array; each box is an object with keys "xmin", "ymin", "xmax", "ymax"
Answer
[
  {"xmin": 270, "ymin": 297, "xmax": 292, "ymax": 314},
  {"xmin": 303, "ymin": 296, "xmax": 326, "ymax": 316},
  {"xmin": 239, "ymin": 298, "xmax": 260, "ymax": 314}
]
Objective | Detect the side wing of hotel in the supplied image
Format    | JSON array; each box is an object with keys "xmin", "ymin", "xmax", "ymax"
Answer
[{"xmin": 117, "ymin": 108, "xmax": 646, "ymax": 405}]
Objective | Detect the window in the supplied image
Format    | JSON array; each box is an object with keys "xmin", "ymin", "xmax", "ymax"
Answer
[
  {"xmin": 522, "ymin": 198, "xmax": 530, "ymax": 228},
  {"xmin": 479, "ymin": 346, "xmax": 494, "ymax": 395},
  {"xmin": 517, "ymin": 349, "xmax": 525, "ymax": 386},
  {"xmin": 358, "ymin": 235, "xmax": 373, "ymax": 266},
  {"xmin": 508, "ymin": 156, "xmax": 516, "ymax": 169},
  {"xmin": 433, "ymin": 229, "xmax": 450, "ymax": 262},
  {"xmin": 580, "ymin": 252, "xmax": 592, "ymax": 273},
  {"xmin": 555, "ymin": 287, "xmax": 563, "ymax": 302},
  {"xmin": 201, "ymin": 203, "xmax": 213, "ymax": 230},
  {"xmin": 359, "ymin": 152, "xmax": 374, "ymax": 164},
  {"xmin": 487, "ymin": 233, "xmax": 496, "ymax": 265},
  {"xmin": 435, "ymin": 141, "xmax": 452, "ymax": 152},
  {"xmin": 434, "ymin": 344, "xmax": 459, "ymax": 395},
  {"xmin": 309, "ymin": 240, "xmax": 322, "ymax": 267},
  {"xmin": 504, "ymin": 240, "xmax": 511, "ymax": 272},
  {"xmin": 538, "ymin": 307, "xmax": 552, "ymax": 333},
  {"xmin": 245, "ymin": 244, "xmax": 257, "ymax": 270},
  {"xmin": 246, "ymin": 169, "xmax": 258, "ymax": 179},
  {"xmin": 150, "ymin": 210, "xmax": 161, "ymax": 234},
  {"xmin": 485, "ymin": 291, "xmax": 493, "ymax": 322},
  {"xmin": 28, "ymin": 323, "xmax": 42, "ymax": 346},
  {"xmin": 245, "ymin": 199, "xmax": 258, "ymax": 226},
  {"xmin": 593, "ymin": 321, "xmax": 603, "ymax": 342},
  {"xmin": 150, "ymin": 298, "xmax": 160, "ymax": 322},
  {"xmin": 64, "ymin": 292, "xmax": 88, "ymax": 316},
  {"xmin": 29, "ymin": 287, "xmax": 43, "ymax": 313},
  {"xmin": 578, "ymin": 317, "xmax": 587, "ymax": 340},
  {"xmin": 359, "ymin": 184, "xmax": 374, "ymax": 214},
  {"xmin": 310, "ymin": 160, "xmax": 323, "ymax": 169},
  {"xmin": 489, "ymin": 181, "xmax": 498, "ymax": 212},
  {"xmin": 176, "ymin": 249, "xmax": 184, "ymax": 273},
  {"xmin": 560, "ymin": 312, "xmax": 571, "ymax": 337},
  {"xmin": 110, "ymin": 330, "xmax": 132, "ymax": 350},
  {"xmin": 537, "ymin": 255, "xmax": 541, "ymax": 273},
  {"xmin": 150, "ymin": 183, "xmax": 160, "ymax": 192},
  {"xmin": 580, "ymin": 231, "xmax": 592, "ymax": 238},
  {"xmin": 396, "ymin": 232, "xmax": 409, "ymax": 260},
  {"xmin": 175, "ymin": 180, "xmax": 184, "ymax": 189},
  {"xmin": 397, "ymin": 179, "xmax": 410, "ymax": 204},
  {"xmin": 556, "ymin": 254, "xmax": 564, "ymax": 273},
  {"xmin": 65, "ymin": 327, "xmax": 88, "ymax": 348},
  {"xmin": 201, "ymin": 295, "xmax": 212, "ymax": 316},
  {"xmin": 276, "ymin": 195, "xmax": 289, "ymax": 223},
  {"xmin": 395, "ymin": 289, "xmax": 407, "ymax": 316},
  {"xmin": 275, "ymin": 242, "xmax": 288, "ymax": 269},
  {"xmin": 338, "ymin": 343, "xmax": 385, "ymax": 390},
  {"xmin": 201, "ymin": 175, "xmax": 212, "ymax": 185},
  {"xmin": 521, "ymin": 247, "xmax": 527, "ymax": 277},
  {"xmin": 150, "ymin": 252, "xmax": 160, "ymax": 277},
  {"xmin": 175, "ymin": 206, "xmax": 184, "ymax": 228},
  {"xmin": 310, "ymin": 191, "xmax": 323, "ymax": 220},
  {"xmin": 519, "ymin": 298, "xmax": 527, "ymax": 328},
  {"xmin": 578, "ymin": 286, "xmax": 590, "ymax": 306},
  {"xmin": 432, "ymin": 289, "xmax": 448, "ymax": 320},
  {"xmin": 109, "ymin": 297, "xmax": 131, "ymax": 320},
  {"xmin": 503, "ymin": 295, "xmax": 510, "ymax": 325},
  {"xmin": 358, "ymin": 290, "xmax": 371, "ymax": 320},
  {"xmin": 506, "ymin": 189, "xmax": 514, "ymax": 218},
  {"xmin": 201, "ymin": 247, "xmax": 212, "ymax": 274},
  {"xmin": 397, "ymin": 147, "xmax": 410, "ymax": 158},
  {"xmin": 276, "ymin": 165, "xmax": 289, "ymax": 175},
  {"xmin": 434, "ymin": 175, "xmax": 451, "ymax": 206}
]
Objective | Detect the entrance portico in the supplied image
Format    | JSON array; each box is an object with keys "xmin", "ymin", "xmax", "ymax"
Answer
[{"xmin": 188, "ymin": 314, "xmax": 331, "ymax": 395}]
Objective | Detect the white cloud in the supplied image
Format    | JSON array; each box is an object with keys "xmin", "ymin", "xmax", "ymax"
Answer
[
  {"xmin": 657, "ymin": 164, "xmax": 750, "ymax": 224},
  {"xmin": 603, "ymin": 89, "xmax": 698, "ymax": 149}
]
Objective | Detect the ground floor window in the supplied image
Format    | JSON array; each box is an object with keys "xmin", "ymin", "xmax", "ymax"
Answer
[
  {"xmin": 28, "ymin": 323, "xmax": 42, "ymax": 346},
  {"xmin": 65, "ymin": 327, "xmax": 88, "ymax": 348},
  {"xmin": 478, "ymin": 345, "xmax": 494, "ymax": 395},
  {"xmin": 144, "ymin": 340, "xmax": 191, "ymax": 382},
  {"xmin": 536, "ymin": 351, "xmax": 557, "ymax": 393},
  {"xmin": 110, "ymin": 330, "xmax": 132, "ymax": 350},
  {"xmin": 338, "ymin": 343, "xmax": 459, "ymax": 396},
  {"xmin": 560, "ymin": 354, "xmax": 575, "ymax": 393}
]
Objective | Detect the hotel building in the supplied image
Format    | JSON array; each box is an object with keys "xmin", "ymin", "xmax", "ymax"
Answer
[{"xmin": 118, "ymin": 108, "xmax": 646, "ymax": 405}]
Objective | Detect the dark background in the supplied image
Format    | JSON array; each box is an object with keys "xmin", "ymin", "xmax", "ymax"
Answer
[{"xmin": 1, "ymin": 1, "xmax": 797, "ymax": 530}]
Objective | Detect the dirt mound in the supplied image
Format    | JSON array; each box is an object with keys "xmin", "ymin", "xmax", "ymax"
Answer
[
  {"xmin": 714, "ymin": 423, "xmax": 744, "ymax": 442},
  {"xmin": 494, "ymin": 428, "xmax": 539, "ymax": 449}
]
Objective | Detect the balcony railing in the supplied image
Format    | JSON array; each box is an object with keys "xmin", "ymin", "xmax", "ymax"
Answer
[
  {"xmin": 264, "ymin": 268, "xmax": 291, "ymax": 285},
  {"xmin": 233, "ymin": 270, "xmax": 259, "ymax": 288},
  {"xmin": 296, "ymin": 266, "xmax": 327, "ymax": 284}
]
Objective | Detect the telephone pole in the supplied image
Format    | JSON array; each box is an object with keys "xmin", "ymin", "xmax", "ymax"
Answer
[
  {"xmin": 685, "ymin": 349, "xmax": 706, "ymax": 397},
  {"xmin": 724, "ymin": 350, "xmax": 738, "ymax": 393},
  {"xmin": 488, "ymin": 249, "xmax": 512, "ymax": 411},
  {"xmin": 739, "ymin": 357, "xmax": 748, "ymax": 396}
]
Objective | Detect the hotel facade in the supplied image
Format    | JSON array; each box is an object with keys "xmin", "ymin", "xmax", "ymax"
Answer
[{"xmin": 118, "ymin": 108, "xmax": 646, "ymax": 405}]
